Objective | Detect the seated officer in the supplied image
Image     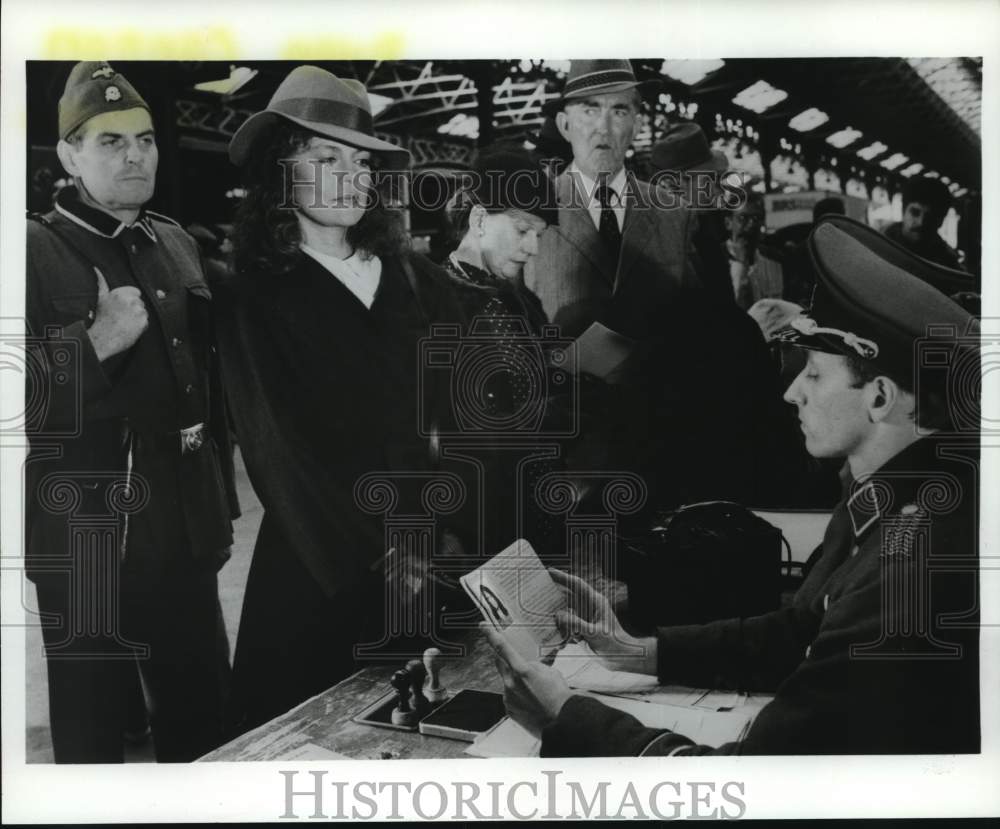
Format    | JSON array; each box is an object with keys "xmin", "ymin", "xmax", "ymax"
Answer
[{"xmin": 484, "ymin": 215, "xmax": 980, "ymax": 755}]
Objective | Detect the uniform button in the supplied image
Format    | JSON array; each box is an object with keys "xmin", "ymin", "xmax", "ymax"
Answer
[
  {"xmin": 184, "ymin": 384, "xmax": 194, "ymax": 395},
  {"xmin": 171, "ymin": 337, "xmax": 182, "ymax": 347},
  {"xmin": 850, "ymin": 544, "xmax": 859, "ymax": 557},
  {"xmin": 87, "ymin": 310, "xmax": 95, "ymax": 320},
  {"xmin": 823, "ymin": 594, "xmax": 830, "ymax": 611},
  {"xmin": 804, "ymin": 645, "xmax": 812, "ymax": 659},
  {"xmin": 130, "ymin": 244, "xmax": 138, "ymax": 254},
  {"xmin": 156, "ymin": 289, "xmax": 167, "ymax": 299}
]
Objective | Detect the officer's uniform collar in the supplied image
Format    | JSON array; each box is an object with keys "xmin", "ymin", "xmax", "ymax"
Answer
[
  {"xmin": 54, "ymin": 185, "xmax": 158, "ymax": 243},
  {"xmin": 845, "ymin": 437, "xmax": 939, "ymax": 539}
]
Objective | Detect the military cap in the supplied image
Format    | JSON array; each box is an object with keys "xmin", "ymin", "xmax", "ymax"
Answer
[
  {"xmin": 58, "ymin": 61, "xmax": 150, "ymax": 141},
  {"xmin": 778, "ymin": 215, "xmax": 976, "ymax": 383}
]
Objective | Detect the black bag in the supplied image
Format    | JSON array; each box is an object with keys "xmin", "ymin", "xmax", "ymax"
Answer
[{"xmin": 619, "ymin": 501, "xmax": 783, "ymax": 630}]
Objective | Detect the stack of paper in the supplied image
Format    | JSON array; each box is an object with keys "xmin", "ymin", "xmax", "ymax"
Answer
[
  {"xmin": 467, "ymin": 693, "xmax": 755, "ymax": 758},
  {"xmin": 551, "ymin": 641, "xmax": 659, "ymax": 694}
]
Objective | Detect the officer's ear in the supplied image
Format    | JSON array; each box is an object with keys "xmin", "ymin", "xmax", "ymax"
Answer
[
  {"xmin": 867, "ymin": 375, "xmax": 902, "ymax": 424},
  {"xmin": 56, "ymin": 139, "xmax": 80, "ymax": 178}
]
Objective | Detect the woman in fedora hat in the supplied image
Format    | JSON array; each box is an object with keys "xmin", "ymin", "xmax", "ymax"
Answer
[{"xmin": 215, "ymin": 66, "xmax": 465, "ymax": 731}]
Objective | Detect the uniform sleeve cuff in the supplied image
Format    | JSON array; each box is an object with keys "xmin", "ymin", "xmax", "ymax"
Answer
[
  {"xmin": 541, "ymin": 695, "xmax": 666, "ymax": 757},
  {"xmin": 657, "ymin": 623, "xmax": 726, "ymax": 684},
  {"xmin": 56, "ymin": 320, "xmax": 112, "ymax": 403}
]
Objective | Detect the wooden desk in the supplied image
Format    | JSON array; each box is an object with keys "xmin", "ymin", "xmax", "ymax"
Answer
[{"xmin": 201, "ymin": 634, "xmax": 501, "ymax": 761}]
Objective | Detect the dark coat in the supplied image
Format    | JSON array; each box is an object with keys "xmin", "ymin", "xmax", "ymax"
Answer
[
  {"xmin": 883, "ymin": 222, "xmax": 964, "ymax": 271},
  {"xmin": 25, "ymin": 192, "xmax": 238, "ymax": 584},
  {"xmin": 438, "ymin": 255, "xmax": 565, "ymax": 559},
  {"xmin": 542, "ymin": 437, "xmax": 980, "ymax": 755},
  {"xmin": 214, "ymin": 249, "xmax": 465, "ymax": 598},
  {"xmin": 689, "ymin": 209, "xmax": 735, "ymax": 304},
  {"xmin": 213, "ymin": 248, "xmax": 468, "ymax": 727},
  {"xmin": 592, "ymin": 285, "xmax": 831, "ymax": 511},
  {"xmin": 25, "ymin": 189, "xmax": 237, "ymax": 761}
]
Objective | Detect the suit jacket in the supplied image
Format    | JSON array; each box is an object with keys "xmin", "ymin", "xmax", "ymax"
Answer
[
  {"xmin": 524, "ymin": 170, "xmax": 698, "ymax": 339},
  {"xmin": 542, "ymin": 437, "xmax": 980, "ymax": 755}
]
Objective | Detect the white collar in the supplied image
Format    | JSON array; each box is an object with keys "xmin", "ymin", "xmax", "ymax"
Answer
[
  {"xmin": 300, "ymin": 244, "xmax": 382, "ymax": 309},
  {"xmin": 568, "ymin": 163, "xmax": 628, "ymax": 204}
]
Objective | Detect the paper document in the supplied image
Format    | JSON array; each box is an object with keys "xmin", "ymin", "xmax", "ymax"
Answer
[
  {"xmin": 588, "ymin": 693, "xmax": 754, "ymax": 747},
  {"xmin": 460, "ymin": 538, "xmax": 566, "ymax": 661},
  {"xmin": 559, "ymin": 321, "xmax": 635, "ymax": 382},
  {"xmin": 466, "ymin": 695, "xmax": 754, "ymax": 758},
  {"xmin": 466, "ymin": 717, "xmax": 541, "ymax": 758},
  {"xmin": 278, "ymin": 742, "xmax": 352, "ymax": 760},
  {"xmin": 552, "ymin": 641, "xmax": 659, "ymax": 694}
]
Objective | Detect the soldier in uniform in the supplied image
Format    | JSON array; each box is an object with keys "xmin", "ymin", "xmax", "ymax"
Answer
[
  {"xmin": 25, "ymin": 62, "xmax": 238, "ymax": 762},
  {"xmin": 484, "ymin": 215, "xmax": 981, "ymax": 755}
]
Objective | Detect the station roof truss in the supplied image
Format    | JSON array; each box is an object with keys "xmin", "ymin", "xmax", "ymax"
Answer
[{"xmin": 81, "ymin": 57, "xmax": 979, "ymax": 190}]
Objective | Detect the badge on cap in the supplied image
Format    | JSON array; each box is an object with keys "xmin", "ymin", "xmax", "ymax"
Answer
[
  {"xmin": 105, "ymin": 86, "xmax": 122, "ymax": 102},
  {"xmin": 91, "ymin": 65, "xmax": 115, "ymax": 80}
]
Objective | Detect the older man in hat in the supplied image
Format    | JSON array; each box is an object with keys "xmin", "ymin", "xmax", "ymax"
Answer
[
  {"xmin": 25, "ymin": 61, "xmax": 238, "ymax": 762},
  {"xmin": 650, "ymin": 121, "xmax": 734, "ymax": 303},
  {"xmin": 523, "ymin": 59, "xmax": 697, "ymax": 340},
  {"xmin": 484, "ymin": 215, "xmax": 980, "ymax": 755}
]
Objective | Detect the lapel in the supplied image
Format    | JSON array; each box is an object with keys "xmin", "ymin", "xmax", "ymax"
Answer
[
  {"xmin": 617, "ymin": 175, "xmax": 656, "ymax": 287},
  {"xmin": 554, "ymin": 171, "xmax": 618, "ymax": 287}
]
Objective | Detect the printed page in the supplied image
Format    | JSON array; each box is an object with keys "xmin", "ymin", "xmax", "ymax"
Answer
[{"xmin": 460, "ymin": 538, "xmax": 566, "ymax": 661}]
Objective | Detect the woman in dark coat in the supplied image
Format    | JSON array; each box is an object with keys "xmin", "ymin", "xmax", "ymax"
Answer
[
  {"xmin": 437, "ymin": 151, "xmax": 567, "ymax": 559},
  {"xmin": 215, "ymin": 66, "xmax": 463, "ymax": 731}
]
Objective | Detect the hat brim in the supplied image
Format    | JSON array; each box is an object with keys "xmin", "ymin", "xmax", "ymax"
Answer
[
  {"xmin": 229, "ymin": 109, "xmax": 410, "ymax": 170},
  {"xmin": 658, "ymin": 148, "xmax": 729, "ymax": 174},
  {"xmin": 686, "ymin": 149, "xmax": 730, "ymax": 174},
  {"xmin": 560, "ymin": 77, "xmax": 661, "ymax": 103}
]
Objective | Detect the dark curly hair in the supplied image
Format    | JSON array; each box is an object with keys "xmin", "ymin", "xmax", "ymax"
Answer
[{"xmin": 232, "ymin": 122, "xmax": 408, "ymax": 276}]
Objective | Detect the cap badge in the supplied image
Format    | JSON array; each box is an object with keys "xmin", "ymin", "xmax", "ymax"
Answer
[
  {"xmin": 91, "ymin": 66, "xmax": 115, "ymax": 80},
  {"xmin": 105, "ymin": 85, "xmax": 122, "ymax": 102},
  {"xmin": 789, "ymin": 315, "xmax": 880, "ymax": 359}
]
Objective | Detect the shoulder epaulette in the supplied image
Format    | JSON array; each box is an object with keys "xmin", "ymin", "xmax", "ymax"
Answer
[
  {"xmin": 883, "ymin": 503, "xmax": 928, "ymax": 560},
  {"xmin": 145, "ymin": 210, "xmax": 183, "ymax": 229}
]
